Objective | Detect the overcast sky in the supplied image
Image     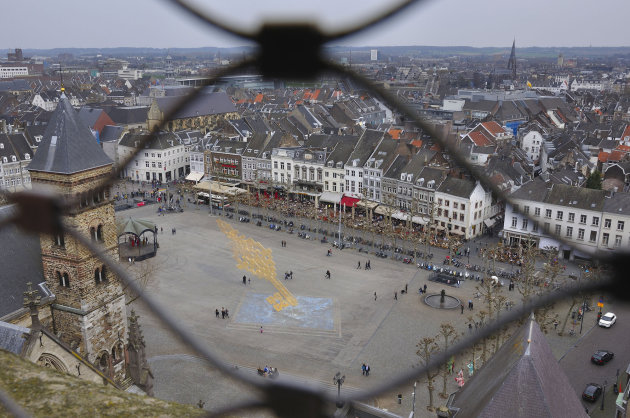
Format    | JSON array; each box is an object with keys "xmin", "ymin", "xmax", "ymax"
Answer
[{"xmin": 2, "ymin": 0, "xmax": 629, "ymax": 49}]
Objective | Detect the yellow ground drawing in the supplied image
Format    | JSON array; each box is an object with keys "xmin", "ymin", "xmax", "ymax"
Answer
[{"xmin": 217, "ymin": 219, "xmax": 298, "ymax": 311}]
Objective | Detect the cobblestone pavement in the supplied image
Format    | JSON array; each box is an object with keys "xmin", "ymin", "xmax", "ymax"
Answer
[{"xmin": 120, "ymin": 201, "xmax": 617, "ymax": 417}]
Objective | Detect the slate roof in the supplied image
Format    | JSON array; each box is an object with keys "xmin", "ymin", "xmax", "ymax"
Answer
[
  {"xmin": 77, "ymin": 107, "xmax": 105, "ymax": 129},
  {"xmin": 0, "ymin": 322, "xmax": 30, "ymax": 355},
  {"xmin": 0, "ymin": 80, "xmax": 31, "ymax": 93},
  {"xmin": 0, "ymin": 205, "xmax": 44, "ymax": 318},
  {"xmin": 155, "ymin": 92, "xmax": 236, "ymax": 119},
  {"xmin": 437, "ymin": 177, "xmax": 477, "ymax": 198},
  {"xmin": 509, "ymin": 177, "xmax": 550, "ymax": 202},
  {"xmin": 545, "ymin": 183, "xmax": 606, "ymax": 212},
  {"xmin": 449, "ymin": 317, "xmax": 587, "ymax": 418},
  {"xmin": 27, "ymin": 96, "xmax": 112, "ymax": 174},
  {"xmin": 603, "ymin": 192, "xmax": 630, "ymax": 216},
  {"xmin": 99, "ymin": 125, "xmax": 125, "ymax": 143},
  {"xmin": 346, "ymin": 129, "xmax": 385, "ymax": 166},
  {"xmin": 119, "ymin": 131, "xmax": 180, "ymax": 150},
  {"xmin": 106, "ymin": 106, "xmax": 149, "ymax": 125}
]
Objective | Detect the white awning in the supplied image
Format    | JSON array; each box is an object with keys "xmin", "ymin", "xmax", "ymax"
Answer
[
  {"xmin": 185, "ymin": 171, "xmax": 204, "ymax": 182},
  {"xmin": 319, "ymin": 191, "xmax": 342, "ymax": 204},
  {"xmin": 449, "ymin": 229, "xmax": 465, "ymax": 236},
  {"xmin": 538, "ymin": 237, "xmax": 560, "ymax": 251},
  {"xmin": 356, "ymin": 200, "xmax": 379, "ymax": 210},
  {"xmin": 374, "ymin": 206, "xmax": 391, "ymax": 216},
  {"xmin": 392, "ymin": 211, "xmax": 411, "ymax": 221},
  {"xmin": 483, "ymin": 218, "xmax": 497, "ymax": 228},
  {"xmin": 412, "ymin": 216, "xmax": 427, "ymax": 225}
]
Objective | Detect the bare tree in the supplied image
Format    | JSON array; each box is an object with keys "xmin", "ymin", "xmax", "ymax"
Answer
[
  {"xmin": 124, "ymin": 256, "xmax": 163, "ymax": 304},
  {"xmin": 438, "ymin": 323, "xmax": 459, "ymax": 398},
  {"xmin": 416, "ymin": 336, "xmax": 441, "ymax": 412}
]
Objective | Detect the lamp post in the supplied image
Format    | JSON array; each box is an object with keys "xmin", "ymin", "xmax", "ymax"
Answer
[
  {"xmin": 333, "ymin": 372, "xmax": 345, "ymax": 408},
  {"xmin": 601, "ymin": 379, "xmax": 607, "ymax": 410},
  {"xmin": 411, "ymin": 380, "xmax": 417, "ymax": 416}
]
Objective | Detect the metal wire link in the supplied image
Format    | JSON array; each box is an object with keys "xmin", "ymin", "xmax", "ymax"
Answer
[{"xmin": 0, "ymin": 0, "xmax": 626, "ymax": 416}]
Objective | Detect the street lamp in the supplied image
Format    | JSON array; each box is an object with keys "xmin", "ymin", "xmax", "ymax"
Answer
[
  {"xmin": 333, "ymin": 372, "xmax": 345, "ymax": 408},
  {"xmin": 600, "ymin": 379, "xmax": 607, "ymax": 410}
]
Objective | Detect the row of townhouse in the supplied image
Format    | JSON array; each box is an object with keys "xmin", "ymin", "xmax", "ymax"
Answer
[
  {"xmin": 0, "ymin": 133, "xmax": 35, "ymax": 191},
  {"xmin": 501, "ymin": 178, "xmax": 630, "ymax": 260}
]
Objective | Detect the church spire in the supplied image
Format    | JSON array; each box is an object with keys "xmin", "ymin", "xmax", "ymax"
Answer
[{"xmin": 507, "ymin": 39, "xmax": 517, "ymax": 81}]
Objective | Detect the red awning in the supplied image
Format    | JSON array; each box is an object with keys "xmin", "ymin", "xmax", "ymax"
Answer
[{"xmin": 340, "ymin": 196, "xmax": 360, "ymax": 208}]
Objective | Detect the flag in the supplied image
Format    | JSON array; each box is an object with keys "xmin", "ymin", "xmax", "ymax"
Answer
[{"xmin": 527, "ymin": 81, "xmax": 532, "ymax": 88}]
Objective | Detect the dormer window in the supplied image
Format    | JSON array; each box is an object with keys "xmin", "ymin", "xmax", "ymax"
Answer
[
  {"xmin": 0, "ymin": 143, "xmax": 3, "ymax": 149},
  {"xmin": 1, "ymin": 157, "xmax": 6, "ymax": 163},
  {"xmin": 24, "ymin": 153, "xmax": 30, "ymax": 160},
  {"xmin": 11, "ymin": 156, "xmax": 16, "ymax": 162}
]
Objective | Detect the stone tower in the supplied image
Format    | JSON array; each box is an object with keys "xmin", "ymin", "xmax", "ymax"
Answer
[{"xmin": 27, "ymin": 94, "xmax": 128, "ymax": 383}]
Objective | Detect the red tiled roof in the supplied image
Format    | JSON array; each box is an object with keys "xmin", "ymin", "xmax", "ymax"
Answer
[
  {"xmin": 254, "ymin": 93, "xmax": 263, "ymax": 103},
  {"xmin": 598, "ymin": 151, "xmax": 610, "ymax": 162},
  {"xmin": 466, "ymin": 131, "xmax": 494, "ymax": 147},
  {"xmin": 615, "ymin": 144, "xmax": 630, "ymax": 152},
  {"xmin": 311, "ymin": 89, "xmax": 320, "ymax": 100},
  {"xmin": 411, "ymin": 139, "xmax": 423, "ymax": 147},
  {"xmin": 388, "ymin": 129, "xmax": 402, "ymax": 139},
  {"xmin": 480, "ymin": 121, "xmax": 505, "ymax": 136},
  {"xmin": 609, "ymin": 150, "xmax": 624, "ymax": 161},
  {"xmin": 621, "ymin": 125, "xmax": 630, "ymax": 140}
]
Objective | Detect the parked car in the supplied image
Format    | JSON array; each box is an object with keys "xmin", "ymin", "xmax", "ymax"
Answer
[
  {"xmin": 582, "ymin": 383, "xmax": 602, "ymax": 402},
  {"xmin": 591, "ymin": 350, "xmax": 614, "ymax": 365},
  {"xmin": 598, "ymin": 312, "xmax": 617, "ymax": 328}
]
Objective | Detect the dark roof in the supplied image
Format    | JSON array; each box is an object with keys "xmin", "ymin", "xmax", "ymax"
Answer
[
  {"xmin": 27, "ymin": 96, "xmax": 112, "ymax": 174},
  {"xmin": 119, "ymin": 131, "xmax": 180, "ymax": 150},
  {"xmin": 155, "ymin": 92, "xmax": 236, "ymax": 119},
  {"xmin": 0, "ymin": 322, "xmax": 30, "ymax": 355},
  {"xmin": 603, "ymin": 192, "xmax": 630, "ymax": 216},
  {"xmin": 449, "ymin": 317, "xmax": 588, "ymax": 418},
  {"xmin": 0, "ymin": 205, "xmax": 44, "ymax": 318},
  {"xmin": 106, "ymin": 106, "xmax": 149, "ymax": 125},
  {"xmin": 99, "ymin": 125, "xmax": 125, "ymax": 143},
  {"xmin": 0, "ymin": 80, "xmax": 31, "ymax": 92},
  {"xmin": 77, "ymin": 107, "xmax": 105, "ymax": 129},
  {"xmin": 510, "ymin": 177, "xmax": 550, "ymax": 202},
  {"xmin": 545, "ymin": 183, "xmax": 606, "ymax": 211},
  {"xmin": 346, "ymin": 129, "xmax": 385, "ymax": 166},
  {"xmin": 437, "ymin": 177, "xmax": 477, "ymax": 198}
]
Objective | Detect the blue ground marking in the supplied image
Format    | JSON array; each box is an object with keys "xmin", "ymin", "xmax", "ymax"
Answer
[{"xmin": 235, "ymin": 293, "xmax": 334, "ymax": 330}]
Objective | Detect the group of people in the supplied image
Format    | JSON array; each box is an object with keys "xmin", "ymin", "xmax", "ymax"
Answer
[
  {"xmin": 361, "ymin": 363, "xmax": 371, "ymax": 376},
  {"xmin": 216, "ymin": 307, "xmax": 230, "ymax": 319},
  {"xmin": 357, "ymin": 260, "xmax": 372, "ymax": 270},
  {"xmin": 284, "ymin": 271, "xmax": 293, "ymax": 280}
]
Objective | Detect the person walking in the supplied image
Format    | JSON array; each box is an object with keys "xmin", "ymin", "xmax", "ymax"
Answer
[
  {"xmin": 221, "ymin": 308, "xmax": 225, "ymax": 319},
  {"xmin": 423, "ymin": 284, "xmax": 427, "ymax": 293},
  {"xmin": 394, "ymin": 291, "xmax": 397, "ymax": 300},
  {"xmin": 325, "ymin": 270, "xmax": 331, "ymax": 279},
  {"xmin": 365, "ymin": 364, "xmax": 370, "ymax": 376},
  {"xmin": 260, "ymin": 326, "xmax": 263, "ymax": 334},
  {"xmin": 215, "ymin": 309, "xmax": 220, "ymax": 318},
  {"xmin": 243, "ymin": 275, "xmax": 247, "ymax": 285},
  {"xmin": 460, "ymin": 304, "xmax": 464, "ymax": 314},
  {"xmin": 361, "ymin": 364, "xmax": 366, "ymax": 376},
  {"xmin": 357, "ymin": 261, "xmax": 361, "ymax": 269},
  {"xmin": 405, "ymin": 284, "xmax": 408, "ymax": 293},
  {"xmin": 374, "ymin": 292, "xmax": 377, "ymax": 301}
]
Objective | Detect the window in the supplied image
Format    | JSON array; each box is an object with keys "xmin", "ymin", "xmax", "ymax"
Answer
[
  {"xmin": 566, "ymin": 226, "xmax": 573, "ymax": 238},
  {"xmin": 556, "ymin": 211, "xmax": 563, "ymax": 221},
  {"xmin": 445, "ymin": 200, "xmax": 450, "ymax": 207},
  {"xmin": 358, "ymin": 171, "xmax": 363, "ymax": 178},
  {"xmin": 555, "ymin": 224, "xmax": 561, "ymax": 235},
  {"xmin": 280, "ymin": 162, "xmax": 284, "ymax": 170},
  {"xmin": 460, "ymin": 204, "xmax": 465, "ymax": 210},
  {"xmin": 444, "ymin": 210, "xmax": 449, "ymax": 217},
  {"xmin": 592, "ymin": 217, "xmax": 599, "ymax": 227},
  {"xmin": 532, "ymin": 221, "xmax": 539, "ymax": 232},
  {"xmin": 453, "ymin": 202, "xmax": 458, "ymax": 209},
  {"xmin": 617, "ymin": 221, "xmax": 624, "ymax": 231},
  {"xmin": 580, "ymin": 214, "xmax": 587, "ymax": 224},
  {"xmin": 54, "ymin": 233, "xmax": 65, "ymax": 247},
  {"xmin": 568, "ymin": 213, "xmax": 575, "ymax": 223},
  {"xmin": 534, "ymin": 207, "xmax": 541, "ymax": 217},
  {"xmin": 513, "ymin": 204, "xmax": 519, "ymax": 213},
  {"xmin": 545, "ymin": 209, "xmax": 552, "ymax": 219},
  {"xmin": 145, "ymin": 153, "xmax": 149, "ymax": 157},
  {"xmin": 60, "ymin": 272, "xmax": 70, "ymax": 288},
  {"xmin": 604, "ymin": 218, "xmax": 611, "ymax": 228},
  {"xmin": 614, "ymin": 235, "xmax": 622, "ymax": 247},
  {"xmin": 460, "ymin": 214, "xmax": 464, "ymax": 221},
  {"xmin": 522, "ymin": 219, "xmax": 528, "ymax": 229},
  {"xmin": 511, "ymin": 217, "xmax": 517, "ymax": 228},
  {"xmin": 602, "ymin": 233, "xmax": 609, "ymax": 246},
  {"xmin": 543, "ymin": 222, "xmax": 550, "ymax": 233},
  {"xmin": 590, "ymin": 231, "xmax": 597, "ymax": 242},
  {"xmin": 273, "ymin": 161, "xmax": 278, "ymax": 169},
  {"xmin": 438, "ymin": 199, "xmax": 443, "ymax": 206},
  {"xmin": 332, "ymin": 183, "xmax": 337, "ymax": 192},
  {"xmin": 523, "ymin": 205, "xmax": 530, "ymax": 215},
  {"xmin": 287, "ymin": 163, "xmax": 291, "ymax": 171},
  {"xmin": 578, "ymin": 228, "xmax": 585, "ymax": 240}
]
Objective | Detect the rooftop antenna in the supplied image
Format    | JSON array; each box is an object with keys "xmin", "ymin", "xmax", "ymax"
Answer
[{"xmin": 59, "ymin": 63, "xmax": 65, "ymax": 95}]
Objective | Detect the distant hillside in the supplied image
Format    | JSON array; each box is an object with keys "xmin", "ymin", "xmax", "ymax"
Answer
[{"xmin": 2, "ymin": 45, "xmax": 629, "ymax": 59}]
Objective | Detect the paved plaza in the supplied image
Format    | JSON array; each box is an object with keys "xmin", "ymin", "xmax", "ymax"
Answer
[{"xmin": 118, "ymin": 199, "xmax": 624, "ymax": 416}]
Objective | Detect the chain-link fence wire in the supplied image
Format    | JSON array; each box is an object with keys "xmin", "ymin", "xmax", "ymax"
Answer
[{"xmin": 1, "ymin": 0, "xmax": 629, "ymax": 416}]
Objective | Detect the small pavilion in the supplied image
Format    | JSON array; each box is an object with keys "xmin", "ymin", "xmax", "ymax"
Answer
[{"xmin": 117, "ymin": 218, "xmax": 158, "ymax": 261}]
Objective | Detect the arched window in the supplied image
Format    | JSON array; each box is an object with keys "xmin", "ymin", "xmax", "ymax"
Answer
[
  {"xmin": 90, "ymin": 227, "xmax": 96, "ymax": 241},
  {"xmin": 101, "ymin": 265, "xmax": 107, "ymax": 281},
  {"xmin": 82, "ymin": 192, "xmax": 89, "ymax": 207},
  {"xmin": 96, "ymin": 224, "xmax": 104, "ymax": 242},
  {"xmin": 60, "ymin": 272, "xmax": 70, "ymax": 288},
  {"xmin": 94, "ymin": 268, "xmax": 101, "ymax": 284}
]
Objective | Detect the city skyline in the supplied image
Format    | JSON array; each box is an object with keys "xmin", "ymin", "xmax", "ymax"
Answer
[{"xmin": 1, "ymin": 0, "xmax": 629, "ymax": 50}]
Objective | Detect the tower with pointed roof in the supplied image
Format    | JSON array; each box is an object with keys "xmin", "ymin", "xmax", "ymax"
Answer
[
  {"xmin": 27, "ymin": 95, "xmax": 128, "ymax": 383},
  {"xmin": 507, "ymin": 39, "xmax": 517, "ymax": 82}
]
